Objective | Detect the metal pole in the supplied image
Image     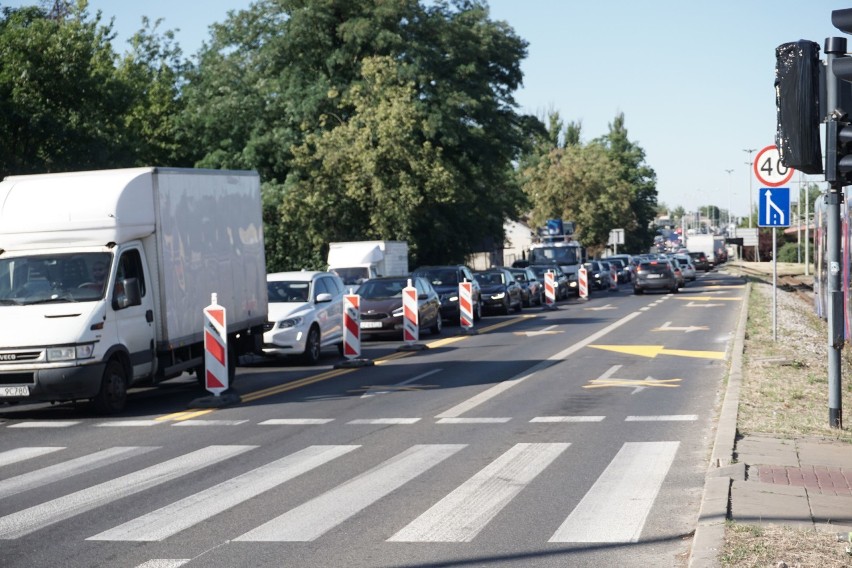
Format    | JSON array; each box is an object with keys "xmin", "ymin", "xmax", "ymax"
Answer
[
  {"xmin": 744, "ymin": 149, "xmax": 757, "ymax": 228},
  {"xmin": 772, "ymin": 228, "xmax": 777, "ymax": 341},
  {"xmin": 824, "ymin": 37, "xmax": 844, "ymax": 429},
  {"xmin": 805, "ymin": 181, "xmax": 810, "ymax": 276}
]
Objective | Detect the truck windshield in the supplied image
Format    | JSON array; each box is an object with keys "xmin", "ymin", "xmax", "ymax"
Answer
[
  {"xmin": 530, "ymin": 246, "xmax": 579, "ymax": 266},
  {"xmin": 0, "ymin": 253, "xmax": 112, "ymax": 305}
]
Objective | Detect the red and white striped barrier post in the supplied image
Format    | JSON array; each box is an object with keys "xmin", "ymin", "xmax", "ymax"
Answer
[
  {"xmin": 578, "ymin": 265, "xmax": 589, "ymax": 300},
  {"xmin": 544, "ymin": 271, "xmax": 557, "ymax": 308},
  {"xmin": 203, "ymin": 293, "xmax": 228, "ymax": 396},
  {"xmin": 343, "ymin": 293, "xmax": 361, "ymax": 359},
  {"xmin": 610, "ymin": 264, "xmax": 618, "ymax": 291},
  {"xmin": 459, "ymin": 280, "xmax": 476, "ymax": 333},
  {"xmin": 335, "ymin": 292, "xmax": 374, "ymax": 368},
  {"xmin": 398, "ymin": 280, "xmax": 427, "ymax": 351}
]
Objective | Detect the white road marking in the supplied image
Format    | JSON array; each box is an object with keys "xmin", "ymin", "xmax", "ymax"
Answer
[
  {"xmin": 0, "ymin": 445, "xmax": 254, "ymax": 539},
  {"xmin": 347, "ymin": 418, "xmax": 421, "ymax": 425},
  {"xmin": 235, "ymin": 444, "xmax": 465, "ymax": 542},
  {"xmin": 530, "ymin": 416, "xmax": 606, "ymax": 423},
  {"xmin": 0, "ymin": 447, "xmax": 157, "ymax": 500},
  {"xmin": 171, "ymin": 420, "xmax": 249, "ymax": 426},
  {"xmin": 89, "ymin": 445, "xmax": 358, "ymax": 541},
  {"xmin": 549, "ymin": 441, "xmax": 679, "ymax": 543},
  {"xmin": 259, "ymin": 418, "xmax": 334, "ymax": 425},
  {"xmin": 436, "ymin": 417, "xmax": 511, "ymax": 424},
  {"xmin": 7, "ymin": 421, "xmax": 79, "ymax": 428},
  {"xmin": 389, "ymin": 443, "xmax": 569, "ymax": 542},
  {"xmin": 0, "ymin": 447, "xmax": 63, "ymax": 468},
  {"xmin": 95, "ymin": 420, "xmax": 161, "ymax": 427},
  {"xmin": 436, "ymin": 312, "xmax": 642, "ymax": 419}
]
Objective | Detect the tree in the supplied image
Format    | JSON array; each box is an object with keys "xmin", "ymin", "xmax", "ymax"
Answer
[
  {"xmin": 0, "ymin": 1, "xmax": 131, "ymax": 177},
  {"xmin": 593, "ymin": 113, "xmax": 658, "ymax": 253},
  {"xmin": 184, "ymin": 0, "xmax": 532, "ymax": 269}
]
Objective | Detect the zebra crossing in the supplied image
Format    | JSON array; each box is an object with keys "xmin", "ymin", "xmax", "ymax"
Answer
[{"xmin": 0, "ymin": 438, "xmax": 682, "ymax": 548}]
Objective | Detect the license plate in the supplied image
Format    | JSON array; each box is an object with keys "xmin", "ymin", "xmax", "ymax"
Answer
[
  {"xmin": 360, "ymin": 321, "xmax": 383, "ymax": 329},
  {"xmin": 647, "ymin": 274, "xmax": 663, "ymax": 279},
  {"xmin": 0, "ymin": 386, "xmax": 29, "ymax": 397}
]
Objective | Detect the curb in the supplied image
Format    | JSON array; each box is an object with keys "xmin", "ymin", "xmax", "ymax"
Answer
[{"xmin": 688, "ymin": 277, "xmax": 750, "ymax": 567}]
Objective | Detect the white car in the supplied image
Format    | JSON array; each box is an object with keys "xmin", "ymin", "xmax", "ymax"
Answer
[
  {"xmin": 673, "ymin": 255, "xmax": 697, "ymax": 281},
  {"xmin": 263, "ymin": 271, "xmax": 345, "ymax": 364}
]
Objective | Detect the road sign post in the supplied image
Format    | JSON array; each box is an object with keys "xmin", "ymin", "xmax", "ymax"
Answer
[{"xmin": 758, "ymin": 186, "xmax": 792, "ymax": 342}]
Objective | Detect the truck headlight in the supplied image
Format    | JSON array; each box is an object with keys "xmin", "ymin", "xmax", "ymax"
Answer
[{"xmin": 47, "ymin": 344, "xmax": 95, "ymax": 361}]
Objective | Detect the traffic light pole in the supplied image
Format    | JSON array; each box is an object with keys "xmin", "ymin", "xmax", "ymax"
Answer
[{"xmin": 823, "ymin": 37, "xmax": 844, "ymax": 429}]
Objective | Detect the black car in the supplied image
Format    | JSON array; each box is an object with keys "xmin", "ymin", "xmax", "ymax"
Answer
[
  {"xmin": 633, "ymin": 259, "xmax": 679, "ymax": 294},
  {"xmin": 356, "ymin": 276, "xmax": 442, "ymax": 338},
  {"xmin": 474, "ymin": 268, "xmax": 523, "ymax": 314},
  {"xmin": 688, "ymin": 251, "xmax": 710, "ymax": 271},
  {"xmin": 411, "ymin": 265, "xmax": 482, "ymax": 323},
  {"xmin": 528, "ymin": 264, "xmax": 569, "ymax": 300},
  {"xmin": 509, "ymin": 267, "xmax": 543, "ymax": 307},
  {"xmin": 583, "ymin": 261, "xmax": 610, "ymax": 291}
]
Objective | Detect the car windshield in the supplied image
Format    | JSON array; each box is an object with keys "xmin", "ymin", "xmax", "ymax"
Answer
[
  {"xmin": 418, "ymin": 269, "xmax": 459, "ymax": 286},
  {"xmin": 0, "ymin": 252, "xmax": 112, "ymax": 305},
  {"xmin": 267, "ymin": 281, "xmax": 311, "ymax": 303},
  {"xmin": 475, "ymin": 272, "xmax": 505, "ymax": 285},
  {"xmin": 510, "ymin": 270, "xmax": 528, "ymax": 283},
  {"xmin": 357, "ymin": 279, "xmax": 405, "ymax": 299}
]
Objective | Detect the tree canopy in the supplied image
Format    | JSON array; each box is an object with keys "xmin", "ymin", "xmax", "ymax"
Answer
[{"xmin": 1, "ymin": 0, "xmax": 661, "ymax": 267}]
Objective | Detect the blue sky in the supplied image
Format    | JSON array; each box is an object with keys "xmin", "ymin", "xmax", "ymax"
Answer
[{"xmin": 4, "ymin": 0, "xmax": 850, "ymax": 219}]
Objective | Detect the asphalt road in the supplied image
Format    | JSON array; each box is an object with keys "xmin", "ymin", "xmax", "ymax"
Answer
[{"xmin": 0, "ymin": 269, "xmax": 745, "ymax": 568}]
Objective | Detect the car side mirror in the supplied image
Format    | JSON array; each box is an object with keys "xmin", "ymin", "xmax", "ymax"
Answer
[{"xmin": 315, "ymin": 292, "xmax": 333, "ymax": 304}]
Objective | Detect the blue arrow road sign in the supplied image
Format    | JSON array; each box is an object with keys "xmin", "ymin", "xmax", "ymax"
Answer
[{"xmin": 758, "ymin": 187, "xmax": 790, "ymax": 227}]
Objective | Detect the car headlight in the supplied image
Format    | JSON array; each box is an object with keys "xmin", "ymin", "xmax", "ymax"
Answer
[
  {"xmin": 47, "ymin": 344, "xmax": 95, "ymax": 362},
  {"xmin": 491, "ymin": 292, "xmax": 505, "ymax": 300},
  {"xmin": 448, "ymin": 295, "xmax": 459, "ymax": 302},
  {"xmin": 392, "ymin": 307, "xmax": 404, "ymax": 317},
  {"xmin": 277, "ymin": 316, "xmax": 304, "ymax": 329}
]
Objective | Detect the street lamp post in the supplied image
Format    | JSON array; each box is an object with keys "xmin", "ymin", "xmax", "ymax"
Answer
[
  {"xmin": 744, "ymin": 148, "xmax": 757, "ymax": 228},
  {"xmin": 725, "ymin": 168, "xmax": 734, "ymax": 230}
]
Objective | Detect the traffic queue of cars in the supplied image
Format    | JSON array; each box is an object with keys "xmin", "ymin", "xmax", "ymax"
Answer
[{"xmin": 261, "ymin": 251, "xmax": 706, "ymax": 364}]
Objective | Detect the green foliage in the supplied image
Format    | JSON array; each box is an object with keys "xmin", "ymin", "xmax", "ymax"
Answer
[
  {"xmin": 519, "ymin": 111, "xmax": 657, "ymax": 256},
  {"xmin": 777, "ymin": 241, "xmax": 811, "ymax": 263},
  {"xmin": 185, "ymin": 0, "xmax": 533, "ymax": 270},
  {"xmin": 0, "ymin": 1, "xmax": 190, "ymax": 177}
]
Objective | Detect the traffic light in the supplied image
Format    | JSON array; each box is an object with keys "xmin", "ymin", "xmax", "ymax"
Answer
[
  {"xmin": 775, "ymin": 40, "xmax": 823, "ymax": 174},
  {"xmin": 825, "ymin": 115, "xmax": 852, "ymax": 184}
]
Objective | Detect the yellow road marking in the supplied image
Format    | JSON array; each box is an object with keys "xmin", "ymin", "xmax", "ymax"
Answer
[
  {"xmin": 156, "ymin": 409, "xmax": 215, "ymax": 422},
  {"xmin": 589, "ymin": 344, "xmax": 726, "ymax": 360}
]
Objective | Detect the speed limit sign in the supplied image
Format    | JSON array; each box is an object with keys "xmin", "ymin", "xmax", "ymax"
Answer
[{"xmin": 753, "ymin": 144, "xmax": 795, "ymax": 187}]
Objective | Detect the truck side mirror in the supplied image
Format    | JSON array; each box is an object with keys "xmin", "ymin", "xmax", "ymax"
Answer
[{"xmin": 113, "ymin": 277, "xmax": 141, "ymax": 310}]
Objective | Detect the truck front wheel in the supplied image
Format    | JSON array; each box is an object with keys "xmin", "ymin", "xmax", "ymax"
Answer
[{"xmin": 92, "ymin": 360, "xmax": 128, "ymax": 414}]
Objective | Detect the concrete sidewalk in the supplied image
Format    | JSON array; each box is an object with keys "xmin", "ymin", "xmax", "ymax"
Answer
[{"xmin": 688, "ymin": 263, "xmax": 852, "ymax": 567}]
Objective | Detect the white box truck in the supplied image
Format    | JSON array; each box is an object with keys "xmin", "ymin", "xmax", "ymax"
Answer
[
  {"xmin": 0, "ymin": 167, "xmax": 268, "ymax": 413},
  {"xmin": 327, "ymin": 240, "xmax": 409, "ymax": 285},
  {"xmin": 686, "ymin": 234, "xmax": 726, "ymax": 267}
]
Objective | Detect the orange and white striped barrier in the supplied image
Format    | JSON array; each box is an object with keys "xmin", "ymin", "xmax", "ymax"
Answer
[
  {"xmin": 335, "ymin": 293, "xmax": 374, "ymax": 368},
  {"xmin": 398, "ymin": 280, "xmax": 427, "ymax": 351},
  {"xmin": 203, "ymin": 293, "xmax": 228, "ymax": 396},
  {"xmin": 342, "ymin": 293, "xmax": 361, "ymax": 359},
  {"xmin": 544, "ymin": 271, "xmax": 556, "ymax": 307},
  {"xmin": 578, "ymin": 266, "xmax": 589, "ymax": 300},
  {"xmin": 459, "ymin": 280, "xmax": 475, "ymax": 330},
  {"xmin": 610, "ymin": 264, "xmax": 618, "ymax": 291}
]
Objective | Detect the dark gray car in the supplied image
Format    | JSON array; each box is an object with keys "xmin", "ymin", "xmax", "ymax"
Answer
[{"xmin": 633, "ymin": 259, "xmax": 679, "ymax": 295}]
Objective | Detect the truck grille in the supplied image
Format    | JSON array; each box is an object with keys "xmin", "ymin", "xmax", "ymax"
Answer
[{"xmin": 0, "ymin": 350, "xmax": 41, "ymax": 363}]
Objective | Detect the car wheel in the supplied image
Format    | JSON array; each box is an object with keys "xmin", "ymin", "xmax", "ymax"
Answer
[
  {"xmin": 500, "ymin": 299, "xmax": 510, "ymax": 315},
  {"xmin": 92, "ymin": 359, "xmax": 128, "ymax": 414},
  {"xmin": 430, "ymin": 312, "xmax": 442, "ymax": 335},
  {"xmin": 301, "ymin": 325, "xmax": 321, "ymax": 364},
  {"xmin": 523, "ymin": 293, "xmax": 531, "ymax": 308},
  {"xmin": 514, "ymin": 297, "xmax": 523, "ymax": 313},
  {"xmin": 670, "ymin": 285, "xmax": 679, "ymax": 294},
  {"xmin": 634, "ymin": 287, "xmax": 643, "ymax": 295},
  {"xmin": 473, "ymin": 298, "xmax": 483, "ymax": 321}
]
